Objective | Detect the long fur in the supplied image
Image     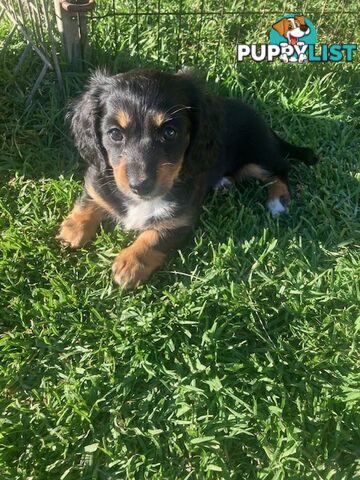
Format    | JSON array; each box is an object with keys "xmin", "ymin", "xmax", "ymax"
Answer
[{"xmin": 59, "ymin": 68, "xmax": 318, "ymax": 288}]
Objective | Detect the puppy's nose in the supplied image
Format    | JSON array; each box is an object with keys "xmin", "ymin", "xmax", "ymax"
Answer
[
  {"xmin": 300, "ymin": 24, "xmax": 308, "ymax": 32},
  {"xmin": 129, "ymin": 178, "xmax": 153, "ymax": 196}
]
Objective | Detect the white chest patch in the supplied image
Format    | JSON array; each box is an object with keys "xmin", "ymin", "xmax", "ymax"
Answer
[{"xmin": 121, "ymin": 197, "xmax": 176, "ymax": 231}]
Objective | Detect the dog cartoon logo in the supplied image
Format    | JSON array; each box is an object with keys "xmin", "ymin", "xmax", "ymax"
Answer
[
  {"xmin": 237, "ymin": 15, "xmax": 356, "ymax": 63},
  {"xmin": 270, "ymin": 15, "xmax": 316, "ymax": 63}
]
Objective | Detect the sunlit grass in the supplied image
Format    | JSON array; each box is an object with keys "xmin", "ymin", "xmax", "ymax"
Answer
[{"xmin": 0, "ymin": 1, "xmax": 359, "ymax": 478}]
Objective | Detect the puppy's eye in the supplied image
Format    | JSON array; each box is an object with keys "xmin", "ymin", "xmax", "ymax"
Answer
[
  {"xmin": 108, "ymin": 128, "xmax": 124, "ymax": 142},
  {"xmin": 163, "ymin": 126, "xmax": 177, "ymax": 141},
  {"xmin": 288, "ymin": 24, "xmax": 294, "ymax": 30}
]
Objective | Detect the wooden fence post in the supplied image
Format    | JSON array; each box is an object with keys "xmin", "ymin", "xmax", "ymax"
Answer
[{"xmin": 53, "ymin": 0, "xmax": 95, "ymax": 69}]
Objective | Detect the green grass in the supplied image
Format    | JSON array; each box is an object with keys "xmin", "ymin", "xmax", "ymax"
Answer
[{"xmin": 1, "ymin": 1, "xmax": 360, "ymax": 478}]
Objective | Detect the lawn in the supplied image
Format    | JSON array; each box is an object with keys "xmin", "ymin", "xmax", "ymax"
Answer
[{"xmin": 1, "ymin": 1, "xmax": 359, "ymax": 479}]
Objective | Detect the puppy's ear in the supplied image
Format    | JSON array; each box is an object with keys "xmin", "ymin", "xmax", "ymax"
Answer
[
  {"xmin": 176, "ymin": 70, "xmax": 222, "ymax": 176},
  {"xmin": 294, "ymin": 15, "xmax": 305, "ymax": 25},
  {"xmin": 272, "ymin": 18, "xmax": 288, "ymax": 37},
  {"xmin": 67, "ymin": 70, "xmax": 113, "ymax": 169}
]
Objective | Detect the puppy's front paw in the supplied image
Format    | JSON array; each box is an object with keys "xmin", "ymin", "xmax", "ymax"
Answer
[
  {"xmin": 56, "ymin": 217, "xmax": 93, "ymax": 248},
  {"xmin": 112, "ymin": 247, "xmax": 165, "ymax": 289},
  {"xmin": 112, "ymin": 249, "xmax": 148, "ymax": 289},
  {"xmin": 56, "ymin": 205, "xmax": 102, "ymax": 248}
]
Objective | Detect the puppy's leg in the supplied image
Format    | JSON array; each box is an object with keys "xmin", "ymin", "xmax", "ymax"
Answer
[
  {"xmin": 57, "ymin": 192, "xmax": 106, "ymax": 248},
  {"xmin": 214, "ymin": 176, "xmax": 234, "ymax": 190},
  {"xmin": 235, "ymin": 163, "xmax": 290, "ymax": 216},
  {"xmin": 266, "ymin": 178, "xmax": 291, "ymax": 216},
  {"xmin": 112, "ymin": 224, "xmax": 192, "ymax": 289}
]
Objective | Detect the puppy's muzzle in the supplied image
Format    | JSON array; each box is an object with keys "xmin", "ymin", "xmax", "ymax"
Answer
[
  {"xmin": 128, "ymin": 176, "xmax": 154, "ymax": 196},
  {"xmin": 126, "ymin": 161, "xmax": 156, "ymax": 197}
]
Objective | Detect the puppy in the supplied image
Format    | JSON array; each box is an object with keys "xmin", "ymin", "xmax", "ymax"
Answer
[
  {"xmin": 272, "ymin": 16, "xmax": 310, "ymax": 63},
  {"xmin": 57, "ymin": 69, "xmax": 317, "ymax": 289}
]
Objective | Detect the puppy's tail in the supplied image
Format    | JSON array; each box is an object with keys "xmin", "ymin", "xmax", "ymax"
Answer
[{"xmin": 273, "ymin": 131, "xmax": 318, "ymax": 166}]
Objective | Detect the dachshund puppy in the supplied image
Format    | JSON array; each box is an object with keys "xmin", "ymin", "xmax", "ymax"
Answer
[{"xmin": 57, "ymin": 69, "xmax": 317, "ymax": 289}]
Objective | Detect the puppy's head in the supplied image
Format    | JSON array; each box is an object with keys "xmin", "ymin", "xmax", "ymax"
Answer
[
  {"xmin": 272, "ymin": 16, "xmax": 310, "ymax": 44},
  {"xmin": 69, "ymin": 69, "xmax": 206, "ymax": 200}
]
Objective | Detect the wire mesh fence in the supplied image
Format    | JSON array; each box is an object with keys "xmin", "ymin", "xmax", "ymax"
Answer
[
  {"xmin": 88, "ymin": 0, "xmax": 359, "ymax": 74},
  {"xmin": 0, "ymin": 1, "xmax": 358, "ymax": 105},
  {"xmin": 0, "ymin": 0, "xmax": 62, "ymax": 107}
]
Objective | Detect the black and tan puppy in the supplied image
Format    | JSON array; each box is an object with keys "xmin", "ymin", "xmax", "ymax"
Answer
[{"xmin": 57, "ymin": 69, "xmax": 317, "ymax": 289}]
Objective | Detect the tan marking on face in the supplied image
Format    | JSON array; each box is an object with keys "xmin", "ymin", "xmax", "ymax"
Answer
[
  {"xmin": 112, "ymin": 229, "xmax": 166, "ymax": 289},
  {"xmin": 111, "ymin": 160, "xmax": 132, "ymax": 195},
  {"xmin": 56, "ymin": 203, "xmax": 104, "ymax": 248},
  {"xmin": 152, "ymin": 112, "xmax": 166, "ymax": 127},
  {"xmin": 116, "ymin": 110, "xmax": 131, "ymax": 129},
  {"xmin": 156, "ymin": 159, "xmax": 183, "ymax": 192},
  {"xmin": 86, "ymin": 182, "xmax": 118, "ymax": 217}
]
